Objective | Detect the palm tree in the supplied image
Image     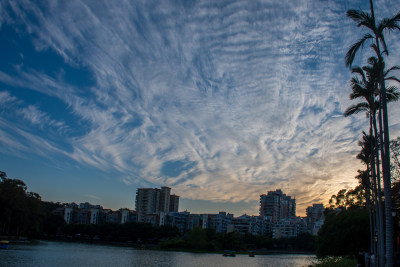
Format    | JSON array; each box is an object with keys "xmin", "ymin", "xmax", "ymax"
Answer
[
  {"xmin": 345, "ymin": 2, "xmax": 400, "ymax": 264},
  {"xmin": 345, "ymin": 57, "xmax": 399, "ymax": 265},
  {"xmin": 345, "ymin": 70, "xmax": 385, "ymax": 259},
  {"xmin": 355, "ymin": 133, "xmax": 377, "ymax": 254}
]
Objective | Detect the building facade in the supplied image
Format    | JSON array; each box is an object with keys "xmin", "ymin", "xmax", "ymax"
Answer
[
  {"xmin": 60, "ymin": 203, "xmax": 136, "ymax": 225},
  {"xmin": 135, "ymin": 188, "xmax": 161, "ymax": 222},
  {"xmin": 259, "ymin": 189, "xmax": 296, "ymax": 222},
  {"xmin": 135, "ymin": 187, "xmax": 179, "ymax": 222},
  {"xmin": 306, "ymin": 203, "xmax": 324, "ymax": 235},
  {"xmin": 169, "ymin": 194, "xmax": 180, "ymax": 212}
]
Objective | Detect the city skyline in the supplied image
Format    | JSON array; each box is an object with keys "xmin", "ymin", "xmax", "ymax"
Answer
[
  {"xmin": 1, "ymin": 0, "xmax": 400, "ymax": 217},
  {"xmin": 55, "ymin": 187, "xmax": 324, "ymax": 238},
  {"xmin": 55, "ymin": 187, "xmax": 320, "ymax": 220}
]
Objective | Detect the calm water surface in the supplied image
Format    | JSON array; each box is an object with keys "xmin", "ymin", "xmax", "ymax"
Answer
[{"xmin": 0, "ymin": 241, "xmax": 316, "ymax": 267}]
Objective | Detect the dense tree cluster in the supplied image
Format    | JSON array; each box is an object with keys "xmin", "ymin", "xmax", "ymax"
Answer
[
  {"xmin": 61, "ymin": 222, "xmax": 180, "ymax": 244},
  {"xmin": 158, "ymin": 228, "xmax": 315, "ymax": 252},
  {"xmin": 0, "ymin": 171, "xmax": 43, "ymax": 238},
  {"xmin": 318, "ymin": 169, "xmax": 400, "ymax": 260},
  {"xmin": 316, "ymin": 207, "xmax": 370, "ymax": 258}
]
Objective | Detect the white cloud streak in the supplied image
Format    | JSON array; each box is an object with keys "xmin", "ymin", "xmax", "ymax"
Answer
[{"xmin": 1, "ymin": 0, "xmax": 399, "ymax": 214}]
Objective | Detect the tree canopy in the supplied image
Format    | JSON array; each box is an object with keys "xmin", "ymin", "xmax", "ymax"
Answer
[
  {"xmin": 316, "ymin": 207, "xmax": 370, "ymax": 258},
  {"xmin": 0, "ymin": 171, "xmax": 43, "ymax": 237}
]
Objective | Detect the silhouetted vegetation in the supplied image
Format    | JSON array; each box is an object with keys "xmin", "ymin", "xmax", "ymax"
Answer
[
  {"xmin": 158, "ymin": 228, "xmax": 315, "ymax": 252},
  {"xmin": 40, "ymin": 201, "xmax": 66, "ymax": 237},
  {"xmin": 310, "ymin": 257, "xmax": 357, "ymax": 267},
  {"xmin": 344, "ymin": 1, "xmax": 400, "ymax": 265},
  {"xmin": 0, "ymin": 171, "xmax": 43, "ymax": 238},
  {"xmin": 61, "ymin": 222, "xmax": 180, "ymax": 244},
  {"xmin": 316, "ymin": 207, "xmax": 370, "ymax": 258},
  {"xmin": 315, "ymin": 134, "xmax": 400, "ymax": 260}
]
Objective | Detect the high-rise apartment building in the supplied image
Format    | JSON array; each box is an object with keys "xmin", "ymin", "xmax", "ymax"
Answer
[
  {"xmin": 306, "ymin": 203, "xmax": 324, "ymax": 235},
  {"xmin": 259, "ymin": 189, "xmax": 296, "ymax": 222},
  {"xmin": 160, "ymin": 187, "xmax": 171, "ymax": 213},
  {"xmin": 169, "ymin": 194, "xmax": 180, "ymax": 212},
  {"xmin": 136, "ymin": 188, "xmax": 161, "ymax": 222},
  {"xmin": 135, "ymin": 187, "xmax": 179, "ymax": 222}
]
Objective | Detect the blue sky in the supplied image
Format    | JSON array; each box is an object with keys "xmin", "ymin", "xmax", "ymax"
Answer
[{"xmin": 1, "ymin": 0, "xmax": 399, "ymax": 217}]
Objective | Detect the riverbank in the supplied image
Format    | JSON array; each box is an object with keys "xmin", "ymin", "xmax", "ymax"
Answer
[
  {"xmin": 37, "ymin": 237, "xmax": 316, "ymax": 257},
  {"xmin": 157, "ymin": 247, "xmax": 315, "ymax": 256},
  {"xmin": 307, "ymin": 257, "xmax": 357, "ymax": 267},
  {"xmin": 1, "ymin": 240, "xmax": 316, "ymax": 267}
]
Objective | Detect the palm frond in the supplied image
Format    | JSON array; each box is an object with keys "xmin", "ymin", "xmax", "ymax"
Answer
[
  {"xmin": 367, "ymin": 56, "xmax": 378, "ymax": 66},
  {"xmin": 385, "ymin": 76, "xmax": 400, "ymax": 83},
  {"xmin": 350, "ymin": 76, "xmax": 362, "ymax": 87},
  {"xmin": 378, "ymin": 32, "xmax": 389, "ymax": 56},
  {"xmin": 349, "ymin": 78, "xmax": 367, "ymax": 99},
  {"xmin": 378, "ymin": 12, "xmax": 400, "ymax": 32},
  {"xmin": 346, "ymin": 9, "xmax": 374, "ymax": 28},
  {"xmin": 369, "ymin": 44, "xmax": 380, "ymax": 58},
  {"xmin": 385, "ymin": 65, "xmax": 400, "ymax": 76},
  {"xmin": 386, "ymin": 85, "xmax": 400, "ymax": 102},
  {"xmin": 376, "ymin": 12, "xmax": 400, "ymax": 56},
  {"xmin": 363, "ymin": 66, "xmax": 377, "ymax": 82},
  {"xmin": 350, "ymin": 90, "xmax": 367, "ymax": 100},
  {"xmin": 344, "ymin": 103, "xmax": 370, "ymax": 117},
  {"xmin": 345, "ymin": 34, "xmax": 373, "ymax": 67},
  {"xmin": 350, "ymin": 85, "xmax": 372, "ymax": 100},
  {"xmin": 351, "ymin": 66, "xmax": 366, "ymax": 81}
]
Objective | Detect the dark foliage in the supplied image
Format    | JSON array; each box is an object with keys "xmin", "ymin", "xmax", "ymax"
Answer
[
  {"xmin": 0, "ymin": 172, "xmax": 43, "ymax": 238},
  {"xmin": 158, "ymin": 227, "xmax": 315, "ymax": 252},
  {"xmin": 316, "ymin": 207, "xmax": 370, "ymax": 258},
  {"xmin": 61, "ymin": 222, "xmax": 180, "ymax": 244},
  {"xmin": 40, "ymin": 201, "xmax": 65, "ymax": 237}
]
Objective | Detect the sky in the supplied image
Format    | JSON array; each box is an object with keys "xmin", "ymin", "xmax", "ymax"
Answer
[{"xmin": 0, "ymin": 0, "xmax": 400, "ymax": 217}]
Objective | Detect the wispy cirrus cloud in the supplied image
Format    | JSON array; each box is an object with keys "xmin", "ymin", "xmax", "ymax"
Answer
[{"xmin": 0, "ymin": 0, "xmax": 399, "ymax": 214}]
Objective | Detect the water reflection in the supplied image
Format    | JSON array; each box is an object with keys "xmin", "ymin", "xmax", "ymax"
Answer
[{"xmin": 0, "ymin": 241, "xmax": 316, "ymax": 267}]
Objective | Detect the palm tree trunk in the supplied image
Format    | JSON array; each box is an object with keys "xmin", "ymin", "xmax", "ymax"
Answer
[
  {"xmin": 369, "ymin": 1, "xmax": 395, "ymax": 264},
  {"xmin": 374, "ymin": 115, "xmax": 385, "ymax": 266},
  {"xmin": 370, "ymin": 143, "xmax": 379, "ymax": 257},
  {"xmin": 368, "ymin": 119, "xmax": 377, "ymax": 255},
  {"xmin": 366, "ymin": 165, "xmax": 375, "ymax": 254},
  {"xmin": 379, "ymin": 78, "xmax": 394, "ymax": 267}
]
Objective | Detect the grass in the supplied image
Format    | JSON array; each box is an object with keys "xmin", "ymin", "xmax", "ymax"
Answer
[{"xmin": 309, "ymin": 256, "xmax": 357, "ymax": 267}]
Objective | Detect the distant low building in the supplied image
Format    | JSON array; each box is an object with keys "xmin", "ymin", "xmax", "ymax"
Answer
[
  {"xmin": 167, "ymin": 211, "xmax": 191, "ymax": 231},
  {"xmin": 272, "ymin": 217, "xmax": 307, "ymax": 239},
  {"xmin": 227, "ymin": 214, "xmax": 271, "ymax": 236},
  {"xmin": 90, "ymin": 208, "xmax": 100, "ymax": 224},
  {"xmin": 57, "ymin": 203, "xmax": 136, "ymax": 225},
  {"xmin": 201, "ymin": 212, "xmax": 234, "ymax": 233},
  {"xmin": 64, "ymin": 207, "xmax": 73, "ymax": 224},
  {"xmin": 120, "ymin": 209, "xmax": 130, "ymax": 224}
]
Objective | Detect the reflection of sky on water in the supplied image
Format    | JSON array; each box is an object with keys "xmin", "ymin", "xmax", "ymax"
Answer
[{"xmin": 1, "ymin": 241, "xmax": 316, "ymax": 267}]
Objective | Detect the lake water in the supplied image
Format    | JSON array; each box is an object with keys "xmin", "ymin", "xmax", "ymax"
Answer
[{"xmin": 0, "ymin": 241, "xmax": 316, "ymax": 267}]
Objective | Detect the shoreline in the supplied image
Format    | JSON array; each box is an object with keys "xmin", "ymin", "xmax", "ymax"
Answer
[{"xmin": 24, "ymin": 238, "xmax": 316, "ymax": 256}]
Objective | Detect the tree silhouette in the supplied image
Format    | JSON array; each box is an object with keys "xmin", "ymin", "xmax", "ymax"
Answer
[{"xmin": 345, "ymin": 2, "xmax": 400, "ymax": 264}]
